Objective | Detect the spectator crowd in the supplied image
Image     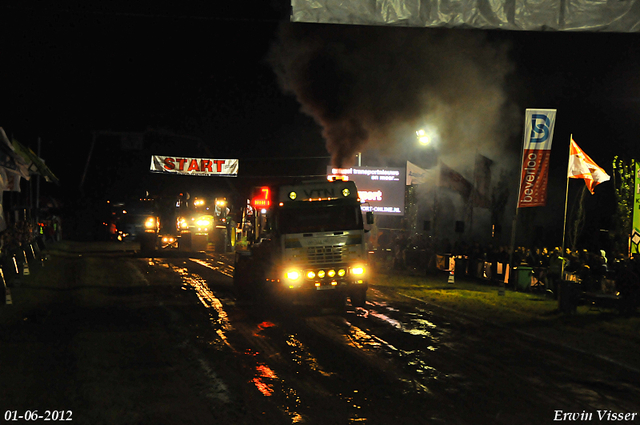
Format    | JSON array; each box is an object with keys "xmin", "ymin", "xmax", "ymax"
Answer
[{"xmin": 371, "ymin": 230, "xmax": 640, "ymax": 312}]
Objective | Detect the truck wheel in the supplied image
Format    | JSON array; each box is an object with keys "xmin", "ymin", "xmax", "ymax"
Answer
[
  {"xmin": 233, "ymin": 256, "xmax": 253, "ymax": 300},
  {"xmin": 193, "ymin": 234, "xmax": 207, "ymax": 251},
  {"xmin": 325, "ymin": 293, "xmax": 347, "ymax": 315},
  {"xmin": 333, "ymin": 294, "xmax": 347, "ymax": 314},
  {"xmin": 140, "ymin": 235, "xmax": 157, "ymax": 255},
  {"xmin": 350, "ymin": 289, "xmax": 366, "ymax": 308},
  {"xmin": 179, "ymin": 233, "xmax": 192, "ymax": 252},
  {"xmin": 213, "ymin": 231, "xmax": 225, "ymax": 253}
]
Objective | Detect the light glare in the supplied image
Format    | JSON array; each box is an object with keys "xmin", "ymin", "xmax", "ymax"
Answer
[{"xmin": 352, "ymin": 267, "xmax": 365, "ymax": 275}]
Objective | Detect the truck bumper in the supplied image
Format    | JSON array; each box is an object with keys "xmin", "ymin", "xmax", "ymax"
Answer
[{"xmin": 276, "ymin": 280, "xmax": 367, "ymax": 307}]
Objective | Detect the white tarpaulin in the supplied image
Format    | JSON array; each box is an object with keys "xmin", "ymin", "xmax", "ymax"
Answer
[
  {"xmin": 150, "ymin": 155, "xmax": 239, "ymax": 177},
  {"xmin": 291, "ymin": 0, "xmax": 640, "ymax": 32}
]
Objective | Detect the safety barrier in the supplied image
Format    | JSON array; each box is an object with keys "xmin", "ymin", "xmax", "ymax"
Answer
[{"xmin": 1, "ymin": 237, "xmax": 49, "ymax": 306}]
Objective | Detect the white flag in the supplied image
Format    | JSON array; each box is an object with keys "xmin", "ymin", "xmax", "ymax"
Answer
[{"xmin": 567, "ymin": 138, "xmax": 610, "ymax": 194}]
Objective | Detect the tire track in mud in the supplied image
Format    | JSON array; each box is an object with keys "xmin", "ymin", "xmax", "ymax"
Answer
[
  {"xmin": 166, "ymin": 255, "xmax": 464, "ymax": 424},
  {"xmin": 152, "ymin": 257, "xmax": 313, "ymax": 424},
  {"xmin": 155, "ymin": 254, "xmax": 640, "ymax": 425},
  {"xmin": 160, "ymin": 256, "xmax": 426, "ymax": 423},
  {"xmin": 353, "ymin": 287, "xmax": 640, "ymax": 424}
]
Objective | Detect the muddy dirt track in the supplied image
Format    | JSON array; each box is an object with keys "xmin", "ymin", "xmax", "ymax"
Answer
[{"xmin": 1, "ymin": 243, "xmax": 639, "ymax": 424}]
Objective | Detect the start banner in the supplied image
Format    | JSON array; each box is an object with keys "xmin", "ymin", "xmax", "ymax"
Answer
[
  {"xmin": 150, "ymin": 155, "xmax": 239, "ymax": 177},
  {"xmin": 517, "ymin": 109, "xmax": 557, "ymax": 208}
]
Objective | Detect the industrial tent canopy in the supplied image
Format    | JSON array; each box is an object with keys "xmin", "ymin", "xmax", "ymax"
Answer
[{"xmin": 291, "ymin": 0, "xmax": 640, "ymax": 32}]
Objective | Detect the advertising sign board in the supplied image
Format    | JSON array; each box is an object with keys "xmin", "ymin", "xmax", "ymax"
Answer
[{"xmin": 327, "ymin": 166, "xmax": 405, "ymax": 216}]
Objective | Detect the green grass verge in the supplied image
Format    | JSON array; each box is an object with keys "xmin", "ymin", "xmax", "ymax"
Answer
[
  {"xmin": 371, "ymin": 271, "xmax": 640, "ymax": 349},
  {"xmin": 376, "ymin": 274, "xmax": 559, "ymax": 322}
]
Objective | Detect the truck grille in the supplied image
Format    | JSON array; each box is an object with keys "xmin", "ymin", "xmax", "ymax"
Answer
[{"xmin": 307, "ymin": 245, "xmax": 344, "ymax": 264}]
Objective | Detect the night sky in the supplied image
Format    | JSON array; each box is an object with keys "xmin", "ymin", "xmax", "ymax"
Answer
[
  {"xmin": 2, "ymin": 2, "xmax": 640, "ymax": 244},
  {"xmin": 1, "ymin": 2, "xmax": 314, "ymax": 198}
]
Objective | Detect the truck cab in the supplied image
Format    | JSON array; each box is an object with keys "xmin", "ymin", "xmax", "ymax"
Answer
[
  {"xmin": 177, "ymin": 196, "xmax": 230, "ymax": 252},
  {"xmin": 234, "ymin": 179, "xmax": 373, "ymax": 310},
  {"xmin": 109, "ymin": 196, "xmax": 167, "ymax": 254}
]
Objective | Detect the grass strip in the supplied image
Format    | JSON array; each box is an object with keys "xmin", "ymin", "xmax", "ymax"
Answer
[{"xmin": 372, "ymin": 271, "xmax": 640, "ymax": 365}]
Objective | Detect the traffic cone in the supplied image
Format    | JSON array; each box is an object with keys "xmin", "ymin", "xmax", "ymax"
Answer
[{"xmin": 448, "ymin": 270, "xmax": 455, "ymax": 284}]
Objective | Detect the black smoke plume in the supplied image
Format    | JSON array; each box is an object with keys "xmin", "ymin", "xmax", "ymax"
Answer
[{"xmin": 269, "ymin": 23, "xmax": 518, "ymax": 169}]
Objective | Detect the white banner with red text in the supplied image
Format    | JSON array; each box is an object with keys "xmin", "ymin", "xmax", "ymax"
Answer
[
  {"xmin": 150, "ymin": 156, "xmax": 239, "ymax": 177},
  {"xmin": 517, "ymin": 109, "xmax": 557, "ymax": 208}
]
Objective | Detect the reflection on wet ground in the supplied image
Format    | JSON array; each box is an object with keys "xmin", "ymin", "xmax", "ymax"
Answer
[
  {"xmin": 154, "ymin": 259, "xmax": 233, "ymax": 347},
  {"xmin": 157, "ymin": 258, "xmax": 307, "ymax": 423},
  {"xmin": 155, "ymin": 254, "xmax": 468, "ymax": 423},
  {"xmin": 247, "ymin": 348, "xmax": 305, "ymax": 423},
  {"xmin": 189, "ymin": 257, "xmax": 234, "ymax": 278},
  {"xmin": 344, "ymin": 323, "xmax": 385, "ymax": 350},
  {"xmin": 348, "ymin": 300, "xmax": 448, "ymax": 381},
  {"xmin": 286, "ymin": 334, "xmax": 334, "ymax": 377},
  {"xmin": 337, "ymin": 390, "xmax": 367, "ymax": 423},
  {"xmin": 142, "ymin": 252, "xmax": 640, "ymax": 424}
]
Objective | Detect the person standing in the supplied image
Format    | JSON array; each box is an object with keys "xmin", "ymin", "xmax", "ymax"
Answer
[{"xmin": 547, "ymin": 248, "xmax": 564, "ymax": 299}]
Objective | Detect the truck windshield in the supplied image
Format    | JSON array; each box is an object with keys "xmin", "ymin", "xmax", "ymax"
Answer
[{"xmin": 278, "ymin": 205, "xmax": 362, "ymax": 234}]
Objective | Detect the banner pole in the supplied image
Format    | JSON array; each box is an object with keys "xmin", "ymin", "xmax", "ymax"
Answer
[
  {"xmin": 561, "ymin": 134, "xmax": 572, "ymax": 277},
  {"xmin": 506, "ymin": 120, "xmax": 528, "ymax": 295},
  {"xmin": 508, "ymin": 120, "xmax": 527, "ymax": 272},
  {"xmin": 433, "ymin": 160, "xmax": 440, "ymax": 240},
  {"xmin": 631, "ymin": 160, "xmax": 639, "ymax": 257},
  {"xmin": 469, "ymin": 149, "xmax": 478, "ymax": 237}
]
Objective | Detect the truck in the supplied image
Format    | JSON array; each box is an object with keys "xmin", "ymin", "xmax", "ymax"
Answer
[
  {"xmin": 233, "ymin": 178, "xmax": 373, "ymax": 311},
  {"xmin": 109, "ymin": 194, "xmax": 182, "ymax": 254},
  {"xmin": 177, "ymin": 196, "xmax": 231, "ymax": 252}
]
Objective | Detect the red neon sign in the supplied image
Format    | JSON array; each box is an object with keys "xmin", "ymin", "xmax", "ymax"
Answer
[{"xmin": 252, "ymin": 187, "xmax": 271, "ymax": 208}]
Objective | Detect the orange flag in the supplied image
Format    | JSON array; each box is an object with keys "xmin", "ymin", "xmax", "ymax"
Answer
[{"xmin": 567, "ymin": 138, "xmax": 610, "ymax": 194}]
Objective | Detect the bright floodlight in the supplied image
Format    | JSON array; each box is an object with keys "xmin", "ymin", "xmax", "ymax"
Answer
[{"xmin": 416, "ymin": 129, "xmax": 431, "ymax": 146}]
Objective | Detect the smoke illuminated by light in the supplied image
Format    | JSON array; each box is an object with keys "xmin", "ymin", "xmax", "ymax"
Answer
[{"xmin": 269, "ymin": 24, "xmax": 518, "ymax": 169}]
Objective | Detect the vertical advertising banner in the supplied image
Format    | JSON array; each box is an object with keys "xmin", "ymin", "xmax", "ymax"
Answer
[
  {"xmin": 631, "ymin": 162, "xmax": 640, "ymax": 255},
  {"xmin": 517, "ymin": 109, "xmax": 557, "ymax": 208}
]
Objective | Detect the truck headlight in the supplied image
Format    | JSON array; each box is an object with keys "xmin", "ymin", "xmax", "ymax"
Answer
[
  {"xmin": 351, "ymin": 266, "xmax": 365, "ymax": 275},
  {"xmin": 327, "ymin": 269, "xmax": 336, "ymax": 278},
  {"xmin": 144, "ymin": 217, "xmax": 156, "ymax": 229},
  {"xmin": 306, "ymin": 271, "xmax": 316, "ymax": 279},
  {"xmin": 286, "ymin": 270, "xmax": 300, "ymax": 280},
  {"xmin": 317, "ymin": 270, "xmax": 326, "ymax": 278},
  {"xmin": 196, "ymin": 218, "xmax": 211, "ymax": 227},
  {"xmin": 338, "ymin": 269, "xmax": 346, "ymax": 277}
]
